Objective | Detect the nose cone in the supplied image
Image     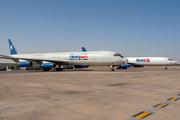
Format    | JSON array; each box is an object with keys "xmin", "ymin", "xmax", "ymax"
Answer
[{"xmin": 123, "ymin": 58, "xmax": 128, "ymax": 64}]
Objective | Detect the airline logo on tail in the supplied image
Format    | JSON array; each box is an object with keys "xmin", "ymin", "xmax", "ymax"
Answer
[
  {"xmin": 70, "ymin": 53, "xmax": 88, "ymax": 60},
  {"xmin": 136, "ymin": 58, "xmax": 150, "ymax": 62},
  {"xmin": 10, "ymin": 45, "xmax": 13, "ymax": 50}
]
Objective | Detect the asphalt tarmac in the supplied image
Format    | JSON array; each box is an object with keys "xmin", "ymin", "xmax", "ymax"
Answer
[{"xmin": 0, "ymin": 69, "xmax": 180, "ymax": 120}]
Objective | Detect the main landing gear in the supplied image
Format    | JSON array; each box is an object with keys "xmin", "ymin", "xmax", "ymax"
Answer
[
  {"xmin": 110, "ymin": 65, "xmax": 114, "ymax": 72},
  {"xmin": 56, "ymin": 68, "xmax": 63, "ymax": 71},
  {"xmin": 42, "ymin": 65, "xmax": 63, "ymax": 71},
  {"xmin": 56, "ymin": 65, "xmax": 63, "ymax": 71}
]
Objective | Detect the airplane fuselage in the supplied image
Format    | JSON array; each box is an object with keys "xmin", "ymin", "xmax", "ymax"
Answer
[
  {"xmin": 10, "ymin": 51, "xmax": 124, "ymax": 66},
  {"xmin": 127, "ymin": 57, "xmax": 177, "ymax": 66}
]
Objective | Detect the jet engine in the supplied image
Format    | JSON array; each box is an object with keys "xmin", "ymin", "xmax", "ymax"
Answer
[
  {"xmin": 117, "ymin": 64, "xmax": 131, "ymax": 69},
  {"xmin": 41, "ymin": 63, "xmax": 56, "ymax": 69},
  {"xmin": 74, "ymin": 65, "xmax": 89, "ymax": 69},
  {"xmin": 121, "ymin": 64, "xmax": 131, "ymax": 68},
  {"xmin": 18, "ymin": 61, "xmax": 33, "ymax": 67},
  {"xmin": 133, "ymin": 65, "xmax": 144, "ymax": 67}
]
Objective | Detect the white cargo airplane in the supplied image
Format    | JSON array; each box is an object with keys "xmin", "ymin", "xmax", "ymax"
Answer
[
  {"xmin": 82, "ymin": 47, "xmax": 178, "ymax": 69},
  {"xmin": 0, "ymin": 39, "xmax": 126, "ymax": 71},
  {"xmin": 120, "ymin": 57, "xmax": 178, "ymax": 69}
]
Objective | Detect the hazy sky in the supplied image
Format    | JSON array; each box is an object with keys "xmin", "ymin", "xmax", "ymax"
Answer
[{"xmin": 0, "ymin": 0, "xmax": 180, "ymax": 63}]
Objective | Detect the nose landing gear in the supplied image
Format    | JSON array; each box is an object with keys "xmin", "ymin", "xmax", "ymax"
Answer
[{"xmin": 110, "ymin": 65, "xmax": 114, "ymax": 72}]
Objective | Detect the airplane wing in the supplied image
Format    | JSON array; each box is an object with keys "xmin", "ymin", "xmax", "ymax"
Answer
[
  {"xmin": 0, "ymin": 55, "xmax": 18, "ymax": 59},
  {"xmin": 0, "ymin": 55, "xmax": 68, "ymax": 65},
  {"xmin": 18, "ymin": 58, "xmax": 68, "ymax": 65},
  {"xmin": 127, "ymin": 62, "xmax": 134, "ymax": 64}
]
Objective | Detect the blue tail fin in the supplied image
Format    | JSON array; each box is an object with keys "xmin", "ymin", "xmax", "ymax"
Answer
[
  {"xmin": 8, "ymin": 39, "xmax": 18, "ymax": 55},
  {"xmin": 82, "ymin": 47, "xmax": 87, "ymax": 52}
]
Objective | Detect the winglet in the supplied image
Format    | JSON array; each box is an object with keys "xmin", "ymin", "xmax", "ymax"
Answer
[
  {"xmin": 82, "ymin": 47, "xmax": 87, "ymax": 52},
  {"xmin": 8, "ymin": 39, "xmax": 18, "ymax": 55}
]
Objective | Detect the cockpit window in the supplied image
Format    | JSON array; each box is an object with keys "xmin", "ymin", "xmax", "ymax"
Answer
[
  {"xmin": 114, "ymin": 53, "xmax": 124, "ymax": 58},
  {"xmin": 168, "ymin": 59, "xmax": 172, "ymax": 61}
]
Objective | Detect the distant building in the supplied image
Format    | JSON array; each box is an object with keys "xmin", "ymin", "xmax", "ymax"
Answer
[{"xmin": 0, "ymin": 63, "xmax": 18, "ymax": 70}]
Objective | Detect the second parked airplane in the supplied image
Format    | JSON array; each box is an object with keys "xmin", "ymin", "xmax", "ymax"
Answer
[{"xmin": 82, "ymin": 47, "xmax": 178, "ymax": 69}]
